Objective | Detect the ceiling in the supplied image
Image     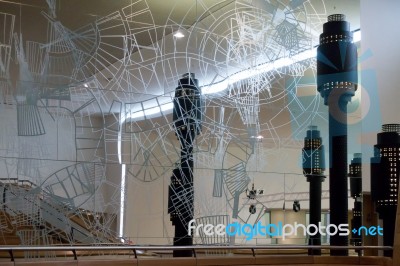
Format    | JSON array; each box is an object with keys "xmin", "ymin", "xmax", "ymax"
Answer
[
  {"xmin": 0, "ymin": 1, "xmax": 360, "ymax": 76},
  {"xmin": 0, "ymin": 0, "xmax": 360, "ymax": 125}
]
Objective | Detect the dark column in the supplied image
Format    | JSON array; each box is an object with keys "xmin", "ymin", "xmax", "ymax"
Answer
[
  {"xmin": 349, "ymin": 153, "xmax": 362, "ymax": 252},
  {"xmin": 328, "ymin": 107, "xmax": 349, "ymax": 255},
  {"xmin": 317, "ymin": 14, "xmax": 358, "ymax": 256},
  {"xmin": 308, "ymin": 176, "xmax": 325, "ymax": 254},
  {"xmin": 371, "ymin": 124, "xmax": 400, "ymax": 257},
  {"xmin": 168, "ymin": 73, "xmax": 202, "ymax": 257},
  {"xmin": 302, "ymin": 126, "xmax": 326, "ymax": 255}
]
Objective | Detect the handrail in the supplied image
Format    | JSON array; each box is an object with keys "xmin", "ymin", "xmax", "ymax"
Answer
[
  {"xmin": 0, "ymin": 245, "xmax": 393, "ymax": 261},
  {"xmin": 0, "ymin": 244, "xmax": 393, "ymax": 251},
  {"xmin": 0, "ymin": 178, "xmax": 37, "ymax": 188}
]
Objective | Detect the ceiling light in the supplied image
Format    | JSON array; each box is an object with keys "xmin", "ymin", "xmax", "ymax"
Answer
[
  {"xmin": 201, "ymin": 48, "xmax": 316, "ymax": 94},
  {"xmin": 173, "ymin": 31, "xmax": 185, "ymax": 38},
  {"xmin": 120, "ymin": 30, "xmax": 362, "ymax": 121},
  {"xmin": 202, "ymin": 30, "xmax": 361, "ymax": 95},
  {"xmin": 126, "ymin": 102, "xmax": 174, "ymax": 121},
  {"xmin": 144, "ymin": 106, "xmax": 161, "ymax": 116},
  {"xmin": 293, "ymin": 200, "xmax": 300, "ymax": 212}
]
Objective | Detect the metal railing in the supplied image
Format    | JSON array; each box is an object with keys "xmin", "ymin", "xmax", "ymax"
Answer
[{"xmin": 0, "ymin": 245, "xmax": 393, "ymax": 262}]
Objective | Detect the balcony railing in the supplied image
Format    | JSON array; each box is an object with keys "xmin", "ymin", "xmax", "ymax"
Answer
[{"xmin": 0, "ymin": 244, "xmax": 393, "ymax": 262}]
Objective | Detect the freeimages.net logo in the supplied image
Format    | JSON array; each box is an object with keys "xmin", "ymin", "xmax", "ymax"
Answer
[{"xmin": 188, "ymin": 220, "xmax": 383, "ymax": 241}]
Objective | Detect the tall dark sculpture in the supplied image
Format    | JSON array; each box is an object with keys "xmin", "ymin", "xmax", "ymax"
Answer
[
  {"xmin": 371, "ymin": 124, "xmax": 400, "ymax": 257},
  {"xmin": 349, "ymin": 153, "xmax": 362, "ymax": 248},
  {"xmin": 317, "ymin": 14, "xmax": 358, "ymax": 255},
  {"xmin": 302, "ymin": 125, "xmax": 325, "ymax": 255},
  {"xmin": 168, "ymin": 73, "xmax": 202, "ymax": 257}
]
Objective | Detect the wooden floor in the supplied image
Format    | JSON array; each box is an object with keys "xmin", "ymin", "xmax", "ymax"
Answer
[{"xmin": 0, "ymin": 255, "xmax": 393, "ymax": 266}]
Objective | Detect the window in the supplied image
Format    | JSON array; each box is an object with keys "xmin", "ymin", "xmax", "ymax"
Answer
[
  {"xmin": 262, "ymin": 211, "xmax": 272, "ymax": 240},
  {"xmin": 306, "ymin": 211, "xmax": 330, "ymax": 244}
]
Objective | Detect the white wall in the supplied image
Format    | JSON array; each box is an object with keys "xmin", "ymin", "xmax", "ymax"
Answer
[
  {"xmin": 0, "ymin": 102, "xmax": 119, "ymax": 214},
  {"xmin": 360, "ymin": 0, "xmax": 400, "ymax": 192},
  {"xmin": 0, "ymin": 104, "xmax": 76, "ymax": 182}
]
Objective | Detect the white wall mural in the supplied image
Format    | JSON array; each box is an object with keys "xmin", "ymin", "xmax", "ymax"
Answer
[{"xmin": 0, "ymin": 0, "xmax": 361, "ymax": 248}]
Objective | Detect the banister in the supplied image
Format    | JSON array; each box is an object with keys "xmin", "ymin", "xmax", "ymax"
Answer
[{"xmin": 0, "ymin": 244, "xmax": 392, "ymax": 251}]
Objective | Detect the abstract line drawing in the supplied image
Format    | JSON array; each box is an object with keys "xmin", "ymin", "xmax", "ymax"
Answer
[
  {"xmin": 0, "ymin": 0, "xmax": 345, "ymax": 249},
  {"xmin": 195, "ymin": 214, "xmax": 230, "ymax": 245}
]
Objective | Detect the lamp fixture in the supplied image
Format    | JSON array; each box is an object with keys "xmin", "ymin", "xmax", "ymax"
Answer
[
  {"xmin": 293, "ymin": 200, "xmax": 300, "ymax": 212},
  {"xmin": 249, "ymin": 204, "xmax": 256, "ymax": 214},
  {"xmin": 245, "ymin": 183, "xmax": 264, "ymax": 199},
  {"xmin": 173, "ymin": 31, "xmax": 185, "ymax": 38}
]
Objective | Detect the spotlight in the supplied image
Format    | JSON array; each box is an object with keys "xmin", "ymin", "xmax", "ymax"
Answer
[
  {"xmin": 293, "ymin": 200, "xmax": 300, "ymax": 212},
  {"xmin": 249, "ymin": 204, "xmax": 256, "ymax": 214},
  {"xmin": 246, "ymin": 183, "xmax": 263, "ymax": 199},
  {"xmin": 248, "ymin": 189, "xmax": 257, "ymax": 200},
  {"xmin": 173, "ymin": 31, "xmax": 185, "ymax": 38}
]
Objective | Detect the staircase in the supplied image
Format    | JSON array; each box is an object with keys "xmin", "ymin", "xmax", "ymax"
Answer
[{"xmin": 0, "ymin": 179, "xmax": 118, "ymax": 247}]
